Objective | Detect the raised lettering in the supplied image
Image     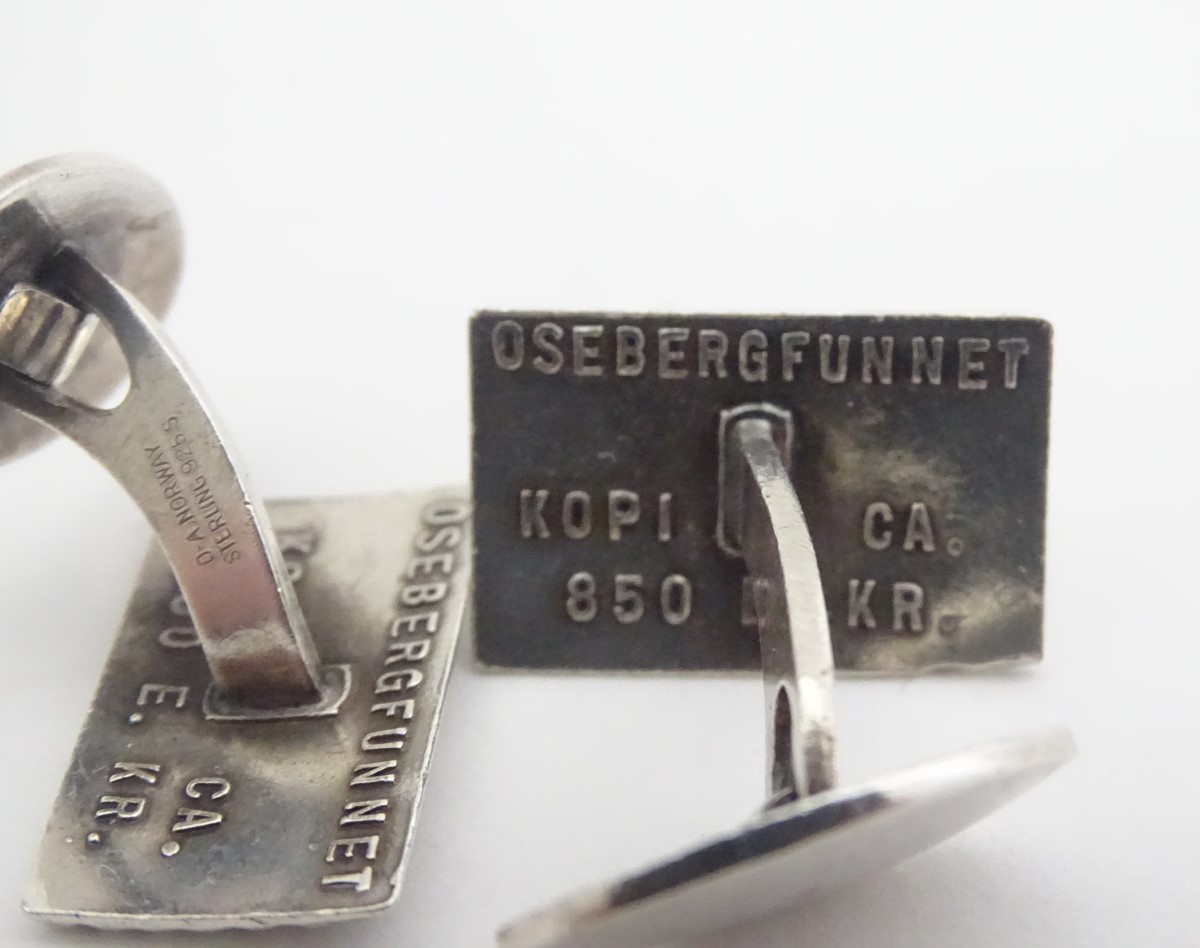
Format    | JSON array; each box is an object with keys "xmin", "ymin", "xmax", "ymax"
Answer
[
  {"xmin": 958, "ymin": 338, "xmax": 990, "ymax": 389},
  {"xmin": 406, "ymin": 553, "xmax": 454, "ymax": 578},
  {"xmin": 697, "ymin": 329, "xmax": 729, "ymax": 379},
  {"xmin": 781, "ymin": 331, "xmax": 810, "ymax": 381},
  {"xmin": 572, "ymin": 325, "xmax": 603, "ymax": 376},
  {"xmin": 998, "ymin": 338, "xmax": 1029, "ymax": 389},
  {"xmin": 399, "ymin": 583, "xmax": 446, "ymax": 606},
  {"xmin": 863, "ymin": 503, "xmax": 893, "ymax": 550},
  {"xmin": 658, "ymin": 328, "xmax": 689, "ymax": 379},
  {"xmin": 893, "ymin": 582, "xmax": 925, "ymax": 632},
  {"xmin": 390, "ymin": 612, "xmax": 439, "ymax": 636},
  {"xmin": 903, "ymin": 503, "xmax": 936, "ymax": 552},
  {"xmin": 341, "ymin": 799, "xmax": 389, "ymax": 825},
  {"xmin": 372, "ymin": 699, "xmax": 416, "ymax": 719},
  {"xmin": 137, "ymin": 683, "xmax": 189, "ymax": 709},
  {"xmin": 386, "ymin": 640, "xmax": 430, "ymax": 662},
  {"xmin": 848, "ymin": 579, "xmax": 877, "ymax": 629},
  {"xmin": 185, "ymin": 777, "xmax": 231, "ymax": 801},
  {"xmin": 658, "ymin": 492, "xmax": 673, "ymax": 542},
  {"xmin": 531, "ymin": 322, "xmax": 565, "ymax": 374},
  {"xmin": 172, "ymin": 808, "xmax": 223, "ymax": 833},
  {"xmin": 563, "ymin": 490, "xmax": 592, "ymax": 539},
  {"xmin": 819, "ymin": 334, "xmax": 850, "ymax": 383},
  {"xmin": 322, "ymin": 866, "xmax": 374, "ymax": 892},
  {"xmin": 327, "ymin": 836, "xmax": 380, "ymax": 862},
  {"xmin": 376, "ymin": 669, "xmax": 423, "ymax": 693},
  {"xmin": 491, "ymin": 320, "xmax": 524, "ymax": 370},
  {"xmin": 862, "ymin": 336, "xmax": 894, "ymax": 384},
  {"xmin": 739, "ymin": 330, "xmax": 768, "ymax": 382},
  {"xmin": 109, "ymin": 762, "xmax": 161, "ymax": 786},
  {"xmin": 416, "ymin": 525, "xmax": 462, "ymax": 552},
  {"xmin": 912, "ymin": 336, "xmax": 944, "ymax": 384},
  {"xmin": 615, "ymin": 326, "xmax": 646, "ymax": 377},
  {"xmin": 362, "ymin": 728, "xmax": 407, "ymax": 752},
  {"xmin": 95, "ymin": 796, "xmax": 145, "ymax": 821},
  {"xmin": 351, "ymin": 760, "xmax": 398, "ymax": 787},
  {"xmin": 608, "ymin": 490, "xmax": 640, "ymax": 541}
]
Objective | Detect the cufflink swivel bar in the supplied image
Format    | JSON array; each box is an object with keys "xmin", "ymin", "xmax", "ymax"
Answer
[
  {"xmin": 0, "ymin": 245, "xmax": 339, "ymax": 715},
  {"xmin": 2, "ymin": 155, "xmax": 470, "ymax": 929},
  {"xmin": 720, "ymin": 406, "xmax": 836, "ymax": 804}
]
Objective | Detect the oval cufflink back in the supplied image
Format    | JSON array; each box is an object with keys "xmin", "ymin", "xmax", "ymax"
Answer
[
  {"xmin": 501, "ymin": 731, "xmax": 1073, "ymax": 948},
  {"xmin": 1, "ymin": 154, "xmax": 471, "ymax": 929},
  {"xmin": 0, "ymin": 154, "xmax": 181, "ymax": 461}
]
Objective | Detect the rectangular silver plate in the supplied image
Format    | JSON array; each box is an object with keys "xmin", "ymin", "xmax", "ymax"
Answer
[
  {"xmin": 471, "ymin": 313, "xmax": 1050, "ymax": 673},
  {"xmin": 25, "ymin": 489, "xmax": 471, "ymax": 929}
]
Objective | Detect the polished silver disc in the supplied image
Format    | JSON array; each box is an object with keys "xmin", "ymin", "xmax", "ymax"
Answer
[
  {"xmin": 0, "ymin": 153, "xmax": 182, "ymax": 461},
  {"xmin": 501, "ymin": 729, "xmax": 1075, "ymax": 948}
]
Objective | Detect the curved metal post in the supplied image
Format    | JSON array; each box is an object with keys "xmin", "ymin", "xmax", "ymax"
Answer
[
  {"xmin": 0, "ymin": 246, "xmax": 328, "ymax": 711},
  {"xmin": 722, "ymin": 407, "xmax": 837, "ymax": 803}
]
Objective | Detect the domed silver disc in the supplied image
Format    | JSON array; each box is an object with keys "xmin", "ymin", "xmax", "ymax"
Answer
[
  {"xmin": 501, "ymin": 729, "xmax": 1075, "ymax": 948},
  {"xmin": 0, "ymin": 153, "xmax": 182, "ymax": 461}
]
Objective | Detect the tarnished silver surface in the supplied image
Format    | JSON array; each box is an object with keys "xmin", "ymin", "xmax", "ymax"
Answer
[
  {"xmin": 25, "ymin": 490, "xmax": 472, "ymax": 929},
  {"xmin": 1, "ymin": 154, "xmax": 473, "ymax": 929},
  {"xmin": 470, "ymin": 311, "xmax": 1052, "ymax": 674},
  {"xmin": 498, "ymin": 412, "xmax": 1073, "ymax": 948},
  {"xmin": 0, "ymin": 153, "xmax": 181, "ymax": 461}
]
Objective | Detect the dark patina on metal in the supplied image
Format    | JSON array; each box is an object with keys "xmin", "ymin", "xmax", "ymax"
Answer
[{"xmin": 471, "ymin": 312, "xmax": 1051, "ymax": 673}]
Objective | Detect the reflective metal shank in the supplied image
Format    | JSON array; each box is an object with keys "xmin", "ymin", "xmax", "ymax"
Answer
[
  {"xmin": 0, "ymin": 247, "xmax": 326, "ymax": 710},
  {"xmin": 725, "ymin": 410, "xmax": 837, "ymax": 802}
]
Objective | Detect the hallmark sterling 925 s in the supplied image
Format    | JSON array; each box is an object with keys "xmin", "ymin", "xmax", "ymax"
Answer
[
  {"xmin": 469, "ymin": 311, "xmax": 1073, "ymax": 947},
  {"xmin": 0, "ymin": 154, "xmax": 470, "ymax": 929}
]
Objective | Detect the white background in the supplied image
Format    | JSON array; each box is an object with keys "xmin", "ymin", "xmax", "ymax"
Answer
[{"xmin": 0, "ymin": 2, "xmax": 1196, "ymax": 946}]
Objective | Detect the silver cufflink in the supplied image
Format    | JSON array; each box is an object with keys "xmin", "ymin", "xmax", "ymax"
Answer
[
  {"xmin": 0, "ymin": 156, "xmax": 1075, "ymax": 941},
  {"xmin": 470, "ymin": 312, "xmax": 1074, "ymax": 947},
  {"xmin": 0, "ymin": 154, "xmax": 470, "ymax": 930}
]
